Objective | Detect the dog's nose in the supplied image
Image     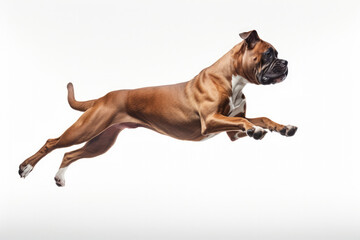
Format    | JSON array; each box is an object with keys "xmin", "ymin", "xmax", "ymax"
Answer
[{"xmin": 280, "ymin": 60, "xmax": 288, "ymax": 66}]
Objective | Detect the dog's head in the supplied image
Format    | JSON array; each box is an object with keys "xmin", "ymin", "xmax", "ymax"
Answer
[{"xmin": 234, "ymin": 30, "xmax": 288, "ymax": 85}]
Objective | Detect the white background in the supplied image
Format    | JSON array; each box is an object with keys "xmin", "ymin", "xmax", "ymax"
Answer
[{"xmin": 1, "ymin": 0, "xmax": 359, "ymax": 239}]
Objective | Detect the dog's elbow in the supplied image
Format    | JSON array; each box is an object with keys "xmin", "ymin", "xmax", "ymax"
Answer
[
  {"xmin": 200, "ymin": 122, "xmax": 208, "ymax": 135},
  {"xmin": 200, "ymin": 116, "xmax": 217, "ymax": 136}
]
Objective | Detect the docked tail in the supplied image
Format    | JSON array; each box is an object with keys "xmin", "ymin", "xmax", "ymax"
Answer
[{"xmin": 67, "ymin": 82, "xmax": 95, "ymax": 112}]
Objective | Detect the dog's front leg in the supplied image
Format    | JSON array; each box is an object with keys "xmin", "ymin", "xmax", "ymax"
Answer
[
  {"xmin": 246, "ymin": 117, "xmax": 297, "ymax": 137},
  {"xmin": 201, "ymin": 113, "xmax": 267, "ymax": 140}
]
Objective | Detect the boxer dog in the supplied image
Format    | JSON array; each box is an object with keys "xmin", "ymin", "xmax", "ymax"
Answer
[{"xmin": 19, "ymin": 30, "xmax": 297, "ymax": 187}]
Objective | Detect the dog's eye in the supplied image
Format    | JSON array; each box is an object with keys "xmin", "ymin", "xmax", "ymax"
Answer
[
  {"xmin": 263, "ymin": 48, "xmax": 274, "ymax": 62},
  {"xmin": 263, "ymin": 52, "xmax": 272, "ymax": 63}
]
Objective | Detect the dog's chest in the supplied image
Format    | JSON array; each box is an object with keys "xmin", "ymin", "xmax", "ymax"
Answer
[{"xmin": 228, "ymin": 75, "xmax": 248, "ymax": 117}]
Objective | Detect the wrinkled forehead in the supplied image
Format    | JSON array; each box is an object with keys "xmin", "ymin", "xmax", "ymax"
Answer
[{"xmin": 253, "ymin": 40, "xmax": 277, "ymax": 55}]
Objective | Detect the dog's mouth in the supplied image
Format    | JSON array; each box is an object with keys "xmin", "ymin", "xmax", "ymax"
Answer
[
  {"xmin": 258, "ymin": 59, "xmax": 288, "ymax": 85},
  {"xmin": 261, "ymin": 68, "xmax": 288, "ymax": 84}
]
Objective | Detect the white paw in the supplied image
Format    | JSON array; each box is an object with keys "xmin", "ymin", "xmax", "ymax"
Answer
[
  {"xmin": 54, "ymin": 167, "xmax": 67, "ymax": 187},
  {"xmin": 246, "ymin": 126, "xmax": 267, "ymax": 140},
  {"xmin": 280, "ymin": 125, "xmax": 298, "ymax": 137},
  {"xmin": 19, "ymin": 164, "xmax": 33, "ymax": 178}
]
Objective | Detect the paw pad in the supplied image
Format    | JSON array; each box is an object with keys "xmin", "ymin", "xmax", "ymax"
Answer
[
  {"xmin": 280, "ymin": 125, "xmax": 298, "ymax": 137},
  {"xmin": 54, "ymin": 176, "xmax": 65, "ymax": 187}
]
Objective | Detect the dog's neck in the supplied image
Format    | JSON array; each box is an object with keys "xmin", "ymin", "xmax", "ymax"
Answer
[{"xmin": 206, "ymin": 42, "xmax": 250, "ymax": 84}]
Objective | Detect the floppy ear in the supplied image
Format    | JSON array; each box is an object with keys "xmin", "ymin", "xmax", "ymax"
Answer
[{"xmin": 239, "ymin": 30, "xmax": 260, "ymax": 49}]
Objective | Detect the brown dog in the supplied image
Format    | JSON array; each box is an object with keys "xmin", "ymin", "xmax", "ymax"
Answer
[{"xmin": 19, "ymin": 30, "xmax": 297, "ymax": 187}]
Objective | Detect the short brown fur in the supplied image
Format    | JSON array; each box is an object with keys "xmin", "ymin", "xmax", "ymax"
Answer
[{"xmin": 19, "ymin": 31, "xmax": 297, "ymax": 186}]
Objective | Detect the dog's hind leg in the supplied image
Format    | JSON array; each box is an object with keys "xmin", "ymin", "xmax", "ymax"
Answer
[
  {"xmin": 18, "ymin": 137, "xmax": 60, "ymax": 178},
  {"xmin": 19, "ymin": 101, "xmax": 118, "ymax": 178},
  {"xmin": 54, "ymin": 124, "xmax": 123, "ymax": 187}
]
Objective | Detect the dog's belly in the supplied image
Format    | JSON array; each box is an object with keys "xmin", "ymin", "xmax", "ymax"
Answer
[
  {"xmin": 139, "ymin": 112, "xmax": 204, "ymax": 141},
  {"xmin": 148, "ymin": 119, "xmax": 205, "ymax": 141},
  {"xmin": 125, "ymin": 83, "xmax": 206, "ymax": 141}
]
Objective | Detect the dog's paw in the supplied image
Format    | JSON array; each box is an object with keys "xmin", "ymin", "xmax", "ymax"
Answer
[
  {"xmin": 54, "ymin": 167, "xmax": 67, "ymax": 187},
  {"xmin": 54, "ymin": 176, "xmax": 65, "ymax": 187},
  {"xmin": 247, "ymin": 126, "xmax": 267, "ymax": 140},
  {"xmin": 18, "ymin": 164, "xmax": 33, "ymax": 178},
  {"xmin": 280, "ymin": 125, "xmax": 298, "ymax": 137}
]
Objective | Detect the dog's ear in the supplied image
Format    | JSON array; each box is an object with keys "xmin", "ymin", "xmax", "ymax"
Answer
[{"xmin": 239, "ymin": 30, "xmax": 260, "ymax": 49}]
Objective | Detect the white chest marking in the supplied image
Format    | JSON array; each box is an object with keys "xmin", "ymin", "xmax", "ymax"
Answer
[{"xmin": 229, "ymin": 75, "xmax": 248, "ymax": 117}]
